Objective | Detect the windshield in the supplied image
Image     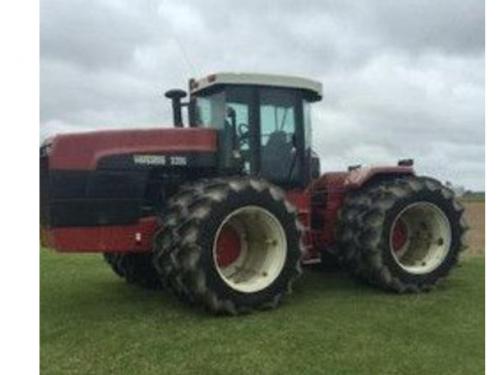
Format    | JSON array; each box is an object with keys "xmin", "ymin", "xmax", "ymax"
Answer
[
  {"xmin": 194, "ymin": 87, "xmax": 254, "ymax": 174},
  {"xmin": 195, "ymin": 91, "xmax": 225, "ymax": 128}
]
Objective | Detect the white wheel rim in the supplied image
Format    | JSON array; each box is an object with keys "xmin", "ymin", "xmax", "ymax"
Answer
[
  {"xmin": 212, "ymin": 206, "xmax": 287, "ymax": 293},
  {"xmin": 389, "ymin": 202, "xmax": 452, "ymax": 275}
]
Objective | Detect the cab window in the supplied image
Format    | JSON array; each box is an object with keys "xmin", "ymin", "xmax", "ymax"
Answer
[
  {"xmin": 195, "ymin": 91, "xmax": 225, "ymax": 129},
  {"xmin": 259, "ymin": 88, "xmax": 300, "ymax": 184}
]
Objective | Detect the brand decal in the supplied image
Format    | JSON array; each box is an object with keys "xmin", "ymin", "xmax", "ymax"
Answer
[
  {"xmin": 170, "ymin": 156, "xmax": 188, "ymax": 166},
  {"xmin": 133, "ymin": 155, "xmax": 188, "ymax": 166},
  {"xmin": 133, "ymin": 155, "xmax": 166, "ymax": 166}
]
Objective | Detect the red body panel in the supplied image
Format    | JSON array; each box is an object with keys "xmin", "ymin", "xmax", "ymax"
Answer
[
  {"xmin": 48, "ymin": 127, "xmax": 217, "ymax": 170},
  {"xmin": 42, "ymin": 217, "xmax": 158, "ymax": 253}
]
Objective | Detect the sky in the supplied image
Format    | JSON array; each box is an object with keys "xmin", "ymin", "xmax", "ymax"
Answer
[{"xmin": 40, "ymin": 0, "xmax": 485, "ymax": 190}]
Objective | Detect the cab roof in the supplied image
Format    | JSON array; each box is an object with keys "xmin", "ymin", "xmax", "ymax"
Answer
[{"xmin": 189, "ymin": 72, "xmax": 323, "ymax": 101}]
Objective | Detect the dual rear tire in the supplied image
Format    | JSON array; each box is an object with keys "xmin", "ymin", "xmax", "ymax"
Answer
[
  {"xmin": 336, "ymin": 176, "xmax": 468, "ymax": 292},
  {"xmin": 153, "ymin": 177, "xmax": 304, "ymax": 315}
]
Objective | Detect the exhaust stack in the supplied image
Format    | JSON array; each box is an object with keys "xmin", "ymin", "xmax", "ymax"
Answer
[{"xmin": 165, "ymin": 89, "xmax": 187, "ymax": 127}]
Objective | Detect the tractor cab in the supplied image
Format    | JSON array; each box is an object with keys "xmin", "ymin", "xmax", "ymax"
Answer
[{"xmin": 180, "ymin": 73, "xmax": 322, "ymax": 188}]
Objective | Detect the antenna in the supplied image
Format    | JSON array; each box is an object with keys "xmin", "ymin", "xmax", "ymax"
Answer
[{"xmin": 171, "ymin": 33, "xmax": 199, "ymax": 79}]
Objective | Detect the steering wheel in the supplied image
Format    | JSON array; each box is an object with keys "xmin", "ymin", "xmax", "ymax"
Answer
[{"xmin": 238, "ymin": 123, "xmax": 250, "ymax": 146}]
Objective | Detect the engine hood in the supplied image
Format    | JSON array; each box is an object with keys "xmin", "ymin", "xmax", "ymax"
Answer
[{"xmin": 44, "ymin": 127, "xmax": 217, "ymax": 170}]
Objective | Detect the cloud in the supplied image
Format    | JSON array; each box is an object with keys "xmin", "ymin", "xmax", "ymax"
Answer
[{"xmin": 40, "ymin": 0, "xmax": 485, "ymax": 190}]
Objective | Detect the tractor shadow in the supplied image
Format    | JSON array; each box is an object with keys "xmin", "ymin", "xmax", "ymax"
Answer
[
  {"xmin": 59, "ymin": 262, "xmax": 460, "ymax": 323},
  {"xmin": 81, "ymin": 267, "xmax": 382, "ymax": 317}
]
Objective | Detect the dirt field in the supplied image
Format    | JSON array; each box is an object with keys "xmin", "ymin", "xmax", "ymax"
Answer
[{"xmin": 462, "ymin": 201, "xmax": 485, "ymax": 256}]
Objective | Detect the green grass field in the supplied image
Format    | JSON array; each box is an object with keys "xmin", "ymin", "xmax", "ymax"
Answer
[
  {"xmin": 41, "ymin": 249, "xmax": 484, "ymax": 374},
  {"xmin": 460, "ymin": 192, "xmax": 485, "ymax": 202}
]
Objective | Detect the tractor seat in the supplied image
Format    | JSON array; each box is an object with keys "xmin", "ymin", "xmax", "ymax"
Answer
[{"xmin": 261, "ymin": 131, "xmax": 295, "ymax": 183}]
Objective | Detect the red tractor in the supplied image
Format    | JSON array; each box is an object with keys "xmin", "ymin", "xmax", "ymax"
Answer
[{"xmin": 40, "ymin": 73, "xmax": 468, "ymax": 314}]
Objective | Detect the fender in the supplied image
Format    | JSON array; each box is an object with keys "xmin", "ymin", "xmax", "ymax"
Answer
[{"xmin": 311, "ymin": 165, "xmax": 414, "ymax": 192}]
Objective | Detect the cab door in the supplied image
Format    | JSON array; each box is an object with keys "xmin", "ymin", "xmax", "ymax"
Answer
[{"xmin": 257, "ymin": 88, "xmax": 306, "ymax": 188}]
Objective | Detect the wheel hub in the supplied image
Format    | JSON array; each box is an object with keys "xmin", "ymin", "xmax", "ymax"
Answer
[
  {"xmin": 215, "ymin": 225, "xmax": 242, "ymax": 268},
  {"xmin": 391, "ymin": 219, "xmax": 409, "ymax": 253},
  {"xmin": 389, "ymin": 202, "xmax": 452, "ymax": 275},
  {"xmin": 213, "ymin": 206, "xmax": 287, "ymax": 293}
]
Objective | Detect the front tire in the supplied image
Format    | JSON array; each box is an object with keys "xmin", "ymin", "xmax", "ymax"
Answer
[
  {"xmin": 153, "ymin": 177, "xmax": 304, "ymax": 315},
  {"xmin": 337, "ymin": 176, "xmax": 468, "ymax": 292},
  {"xmin": 102, "ymin": 253, "xmax": 162, "ymax": 290}
]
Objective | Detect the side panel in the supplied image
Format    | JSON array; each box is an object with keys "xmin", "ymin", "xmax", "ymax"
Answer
[
  {"xmin": 42, "ymin": 152, "xmax": 217, "ymax": 228},
  {"xmin": 42, "ymin": 217, "xmax": 158, "ymax": 253}
]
